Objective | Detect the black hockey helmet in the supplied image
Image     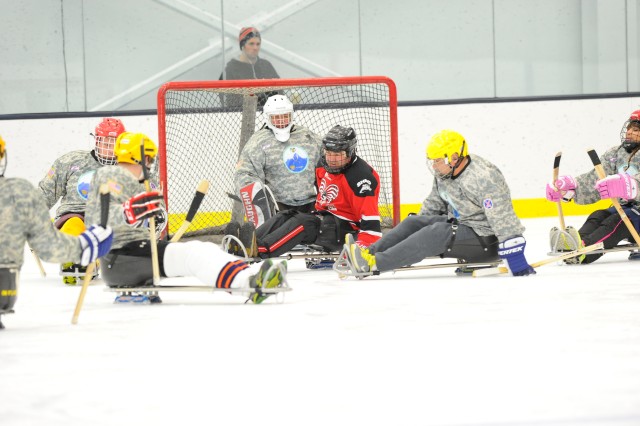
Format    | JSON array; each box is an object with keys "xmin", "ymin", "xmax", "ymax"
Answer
[{"xmin": 322, "ymin": 125, "xmax": 357, "ymax": 173}]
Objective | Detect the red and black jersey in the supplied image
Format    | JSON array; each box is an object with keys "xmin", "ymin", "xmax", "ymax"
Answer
[{"xmin": 315, "ymin": 156, "xmax": 382, "ymax": 247}]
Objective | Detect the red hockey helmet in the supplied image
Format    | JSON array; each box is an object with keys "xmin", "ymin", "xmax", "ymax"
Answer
[{"xmin": 94, "ymin": 118, "xmax": 125, "ymax": 165}]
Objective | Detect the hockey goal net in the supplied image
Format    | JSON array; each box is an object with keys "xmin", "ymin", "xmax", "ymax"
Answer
[{"xmin": 157, "ymin": 76, "xmax": 399, "ymax": 241}]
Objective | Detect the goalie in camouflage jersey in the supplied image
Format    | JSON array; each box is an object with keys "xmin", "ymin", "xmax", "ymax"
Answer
[
  {"xmin": 346, "ymin": 130, "xmax": 536, "ymax": 277},
  {"xmin": 234, "ymin": 94, "xmax": 323, "ymax": 213},
  {"xmin": 38, "ymin": 117, "xmax": 126, "ymax": 284},
  {"xmin": 0, "ymin": 135, "xmax": 113, "ymax": 327},
  {"xmin": 85, "ymin": 132, "xmax": 287, "ymax": 304}
]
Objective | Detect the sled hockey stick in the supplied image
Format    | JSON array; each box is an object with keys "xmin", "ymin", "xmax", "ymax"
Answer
[
  {"xmin": 587, "ymin": 148, "xmax": 640, "ymax": 247},
  {"xmin": 170, "ymin": 180, "xmax": 209, "ymax": 243},
  {"xmin": 72, "ymin": 184, "xmax": 109, "ymax": 325},
  {"xmin": 140, "ymin": 142, "xmax": 161, "ymax": 285},
  {"xmin": 472, "ymin": 241, "xmax": 604, "ymax": 277},
  {"xmin": 553, "ymin": 152, "xmax": 566, "ymax": 229},
  {"xmin": 29, "ymin": 244, "xmax": 46, "ymax": 277}
]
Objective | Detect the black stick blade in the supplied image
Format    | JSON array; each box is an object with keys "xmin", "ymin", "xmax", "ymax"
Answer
[{"xmin": 587, "ymin": 149, "xmax": 601, "ymax": 166}]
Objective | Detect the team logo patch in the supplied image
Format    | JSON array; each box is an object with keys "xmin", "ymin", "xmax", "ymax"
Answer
[
  {"xmin": 318, "ymin": 180, "xmax": 339, "ymax": 203},
  {"xmin": 483, "ymin": 198, "xmax": 494, "ymax": 209},
  {"xmin": 47, "ymin": 167, "xmax": 55, "ymax": 178},
  {"xmin": 282, "ymin": 146, "xmax": 309, "ymax": 173},
  {"xmin": 76, "ymin": 170, "xmax": 96, "ymax": 200},
  {"xmin": 357, "ymin": 178, "xmax": 372, "ymax": 194}
]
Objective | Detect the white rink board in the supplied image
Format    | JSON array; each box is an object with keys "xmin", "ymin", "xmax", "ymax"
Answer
[{"xmin": 2, "ymin": 95, "xmax": 639, "ymax": 208}]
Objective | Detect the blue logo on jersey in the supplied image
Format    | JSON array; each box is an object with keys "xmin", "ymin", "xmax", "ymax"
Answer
[
  {"xmin": 77, "ymin": 170, "xmax": 95, "ymax": 200},
  {"xmin": 282, "ymin": 146, "xmax": 309, "ymax": 173}
]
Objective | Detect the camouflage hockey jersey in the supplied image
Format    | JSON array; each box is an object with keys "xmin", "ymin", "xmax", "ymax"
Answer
[
  {"xmin": 85, "ymin": 166, "xmax": 151, "ymax": 251},
  {"xmin": 0, "ymin": 178, "xmax": 81, "ymax": 269},
  {"xmin": 38, "ymin": 150, "xmax": 102, "ymax": 219},
  {"xmin": 573, "ymin": 145, "xmax": 640, "ymax": 205},
  {"xmin": 419, "ymin": 154, "xmax": 525, "ymax": 242},
  {"xmin": 234, "ymin": 126, "xmax": 323, "ymax": 206}
]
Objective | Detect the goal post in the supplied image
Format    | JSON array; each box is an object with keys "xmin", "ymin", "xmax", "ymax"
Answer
[{"xmin": 157, "ymin": 76, "xmax": 399, "ymax": 241}]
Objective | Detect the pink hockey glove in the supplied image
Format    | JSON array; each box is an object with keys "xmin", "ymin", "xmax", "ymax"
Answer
[
  {"xmin": 595, "ymin": 173, "xmax": 638, "ymax": 200},
  {"xmin": 546, "ymin": 175, "xmax": 576, "ymax": 202}
]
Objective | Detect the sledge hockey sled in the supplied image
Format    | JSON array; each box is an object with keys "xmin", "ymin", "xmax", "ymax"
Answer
[
  {"xmin": 549, "ymin": 242, "xmax": 640, "ymax": 259},
  {"xmin": 105, "ymin": 284, "xmax": 291, "ymax": 304},
  {"xmin": 473, "ymin": 242, "xmax": 605, "ymax": 277},
  {"xmin": 332, "ymin": 245, "xmax": 502, "ymax": 280},
  {"xmin": 221, "ymin": 234, "xmax": 338, "ymax": 269}
]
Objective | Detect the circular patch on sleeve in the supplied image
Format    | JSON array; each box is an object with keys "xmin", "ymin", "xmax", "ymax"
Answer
[
  {"xmin": 483, "ymin": 198, "xmax": 494, "ymax": 209},
  {"xmin": 282, "ymin": 145, "xmax": 309, "ymax": 173},
  {"xmin": 76, "ymin": 170, "xmax": 96, "ymax": 200}
]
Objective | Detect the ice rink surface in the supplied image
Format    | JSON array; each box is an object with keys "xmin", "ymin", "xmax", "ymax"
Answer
[{"xmin": 2, "ymin": 216, "xmax": 640, "ymax": 426}]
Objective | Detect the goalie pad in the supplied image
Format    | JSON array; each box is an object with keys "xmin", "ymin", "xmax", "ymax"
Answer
[{"xmin": 239, "ymin": 181, "xmax": 277, "ymax": 228}]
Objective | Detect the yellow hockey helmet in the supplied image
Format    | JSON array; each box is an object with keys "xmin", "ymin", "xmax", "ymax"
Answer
[
  {"xmin": 114, "ymin": 132, "xmax": 158, "ymax": 165},
  {"xmin": 0, "ymin": 135, "xmax": 6, "ymax": 176},
  {"xmin": 0, "ymin": 135, "xmax": 5, "ymax": 160},
  {"xmin": 426, "ymin": 130, "xmax": 468, "ymax": 161}
]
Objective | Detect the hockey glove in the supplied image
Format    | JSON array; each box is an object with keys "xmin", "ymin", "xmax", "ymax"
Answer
[
  {"xmin": 498, "ymin": 236, "xmax": 536, "ymax": 276},
  {"xmin": 595, "ymin": 173, "xmax": 638, "ymax": 201},
  {"xmin": 545, "ymin": 175, "xmax": 576, "ymax": 202},
  {"xmin": 123, "ymin": 191, "xmax": 164, "ymax": 226},
  {"xmin": 79, "ymin": 225, "xmax": 114, "ymax": 266}
]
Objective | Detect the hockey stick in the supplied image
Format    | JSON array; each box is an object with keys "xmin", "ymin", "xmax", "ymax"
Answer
[
  {"xmin": 472, "ymin": 241, "xmax": 604, "ymax": 277},
  {"xmin": 553, "ymin": 152, "xmax": 566, "ymax": 229},
  {"xmin": 587, "ymin": 148, "xmax": 640, "ymax": 247},
  {"xmin": 72, "ymin": 184, "xmax": 110, "ymax": 324},
  {"xmin": 140, "ymin": 142, "xmax": 161, "ymax": 285},
  {"xmin": 29, "ymin": 244, "xmax": 46, "ymax": 277},
  {"xmin": 170, "ymin": 180, "xmax": 209, "ymax": 243}
]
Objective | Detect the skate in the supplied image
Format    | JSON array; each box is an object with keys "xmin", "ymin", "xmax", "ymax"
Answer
[
  {"xmin": 345, "ymin": 234, "xmax": 376, "ymax": 273},
  {"xmin": 549, "ymin": 226, "xmax": 585, "ymax": 264},
  {"xmin": 248, "ymin": 259, "xmax": 287, "ymax": 304},
  {"xmin": 60, "ymin": 261, "xmax": 99, "ymax": 285},
  {"xmin": 239, "ymin": 222, "xmax": 258, "ymax": 258},
  {"xmin": 222, "ymin": 221, "xmax": 242, "ymax": 255}
]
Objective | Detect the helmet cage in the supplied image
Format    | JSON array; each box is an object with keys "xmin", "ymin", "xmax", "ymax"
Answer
[
  {"xmin": 94, "ymin": 135, "xmax": 118, "ymax": 165},
  {"xmin": 621, "ymin": 118, "xmax": 640, "ymax": 154}
]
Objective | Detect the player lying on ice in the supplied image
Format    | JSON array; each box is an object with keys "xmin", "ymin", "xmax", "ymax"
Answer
[
  {"xmin": 0, "ymin": 135, "xmax": 113, "ymax": 328},
  {"xmin": 227, "ymin": 125, "xmax": 382, "ymax": 261},
  {"xmin": 39, "ymin": 118, "xmax": 126, "ymax": 285},
  {"xmin": 546, "ymin": 109, "xmax": 640, "ymax": 264},
  {"xmin": 84, "ymin": 132, "xmax": 287, "ymax": 304},
  {"xmin": 340, "ymin": 129, "xmax": 535, "ymax": 278}
]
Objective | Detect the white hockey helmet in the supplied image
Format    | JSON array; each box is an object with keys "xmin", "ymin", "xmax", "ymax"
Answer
[{"xmin": 263, "ymin": 95, "xmax": 294, "ymax": 142}]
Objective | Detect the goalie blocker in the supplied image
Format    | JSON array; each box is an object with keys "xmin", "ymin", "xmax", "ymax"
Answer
[{"xmin": 240, "ymin": 181, "xmax": 277, "ymax": 227}]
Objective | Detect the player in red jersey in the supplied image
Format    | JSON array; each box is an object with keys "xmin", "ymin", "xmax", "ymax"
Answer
[{"xmin": 232, "ymin": 125, "xmax": 382, "ymax": 258}]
